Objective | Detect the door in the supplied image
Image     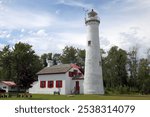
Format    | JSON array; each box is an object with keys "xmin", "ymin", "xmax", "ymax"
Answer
[{"xmin": 75, "ymin": 81, "xmax": 80, "ymax": 94}]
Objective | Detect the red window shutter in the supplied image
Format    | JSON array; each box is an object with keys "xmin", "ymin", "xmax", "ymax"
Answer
[
  {"xmin": 48, "ymin": 81, "xmax": 54, "ymax": 88},
  {"xmin": 59, "ymin": 81, "xmax": 62, "ymax": 88},
  {"xmin": 56, "ymin": 80, "xmax": 62, "ymax": 88},
  {"xmin": 72, "ymin": 72, "xmax": 75, "ymax": 76},
  {"xmin": 40, "ymin": 81, "xmax": 42, "ymax": 88},
  {"xmin": 78, "ymin": 73, "xmax": 82, "ymax": 76},
  {"xmin": 48, "ymin": 81, "xmax": 50, "ymax": 88},
  {"xmin": 44, "ymin": 81, "xmax": 46, "ymax": 87},
  {"xmin": 74, "ymin": 72, "xmax": 77, "ymax": 75},
  {"xmin": 56, "ymin": 81, "xmax": 58, "ymax": 88},
  {"xmin": 48, "ymin": 81, "xmax": 49, "ymax": 88},
  {"xmin": 40, "ymin": 81, "xmax": 46, "ymax": 88}
]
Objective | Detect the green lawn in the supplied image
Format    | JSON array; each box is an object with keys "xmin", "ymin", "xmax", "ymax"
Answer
[{"xmin": 0, "ymin": 94, "xmax": 150, "ymax": 100}]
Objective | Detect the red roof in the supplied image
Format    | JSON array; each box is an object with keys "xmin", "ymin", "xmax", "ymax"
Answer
[
  {"xmin": 1, "ymin": 81, "xmax": 16, "ymax": 87},
  {"xmin": 70, "ymin": 64, "xmax": 80, "ymax": 69}
]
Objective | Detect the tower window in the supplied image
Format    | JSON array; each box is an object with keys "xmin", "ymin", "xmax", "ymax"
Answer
[
  {"xmin": 99, "ymin": 61, "xmax": 102, "ymax": 66},
  {"xmin": 88, "ymin": 41, "xmax": 91, "ymax": 46}
]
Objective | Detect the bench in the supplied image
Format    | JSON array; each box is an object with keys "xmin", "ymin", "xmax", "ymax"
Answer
[
  {"xmin": 8, "ymin": 93, "xmax": 19, "ymax": 97},
  {"xmin": 0, "ymin": 93, "xmax": 32, "ymax": 98},
  {"xmin": 17, "ymin": 93, "xmax": 32, "ymax": 98},
  {"xmin": 53, "ymin": 91, "xmax": 60, "ymax": 95},
  {"xmin": 0, "ymin": 93, "xmax": 9, "ymax": 98}
]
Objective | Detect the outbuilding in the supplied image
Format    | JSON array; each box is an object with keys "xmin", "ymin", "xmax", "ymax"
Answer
[{"xmin": 0, "ymin": 81, "xmax": 17, "ymax": 92}]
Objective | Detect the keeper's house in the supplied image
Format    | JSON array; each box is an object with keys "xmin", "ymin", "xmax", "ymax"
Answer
[{"xmin": 29, "ymin": 64, "xmax": 84, "ymax": 95}]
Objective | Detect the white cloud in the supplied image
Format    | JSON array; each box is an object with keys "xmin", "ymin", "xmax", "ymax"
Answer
[
  {"xmin": 0, "ymin": 0, "xmax": 14, "ymax": 11},
  {"xmin": 1, "ymin": 0, "xmax": 149, "ymax": 59},
  {"xmin": 99, "ymin": 0, "xmax": 150, "ymax": 57},
  {"xmin": 7, "ymin": 29, "xmax": 87, "ymax": 55},
  {"xmin": 21, "ymin": 29, "xmax": 25, "ymax": 33},
  {"xmin": 8, "ymin": 30, "xmax": 53, "ymax": 55},
  {"xmin": 100, "ymin": 0, "xmax": 150, "ymax": 13},
  {"xmin": 119, "ymin": 27, "xmax": 150, "ymax": 58},
  {"xmin": 0, "ymin": 30, "xmax": 11, "ymax": 38},
  {"xmin": 100, "ymin": 36, "xmax": 110, "ymax": 47},
  {"xmin": 55, "ymin": 9, "xmax": 60, "ymax": 15},
  {"xmin": 56, "ymin": 0, "xmax": 93, "ymax": 9},
  {"xmin": 0, "ymin": 43, "xmax": 4, "ymax": 50},
  {"xmin": 100, "ymin": 19, "xmax": 150, "ymax": 58},
  {"xmin": 0, "ymin": 7, "xmax": 55, "ymax": 29},
  {"xmin": 35, "ymin": 29, "xmax": 48, "ymax": 37},
  {"xmin": 0, "ymin": 0, "xmax": 5, "ymax": 11},
  {"xmin": 56, "ymin": 32, "xmax": 86, "ymax": 47},
  {"xmin": 56, "ymin": 20, "xmax": 84, "ymax": 30},
  {"xmin": 128, "ymin": 0, "xmax": 150, "ymax": 8}
]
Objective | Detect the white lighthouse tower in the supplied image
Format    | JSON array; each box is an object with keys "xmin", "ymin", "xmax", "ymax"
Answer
[{"xmin": 83, "ymin": 9, "xmax": 104, "ymax": 94}]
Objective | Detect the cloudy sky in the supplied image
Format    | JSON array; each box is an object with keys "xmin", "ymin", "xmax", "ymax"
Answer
[{"xmin": 0, "ymin": 0, "xmax": 150, "ymax": 57}]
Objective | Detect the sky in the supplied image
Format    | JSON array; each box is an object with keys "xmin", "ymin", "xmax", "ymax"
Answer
[{"xmin": 0, "ymin": 0, "xmax": 150, "ymax": 58}]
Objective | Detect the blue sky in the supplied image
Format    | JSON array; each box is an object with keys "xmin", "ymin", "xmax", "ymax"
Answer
[{"xmin": 0, "ymin": 0, "xmax": 150, "ymax": 58}]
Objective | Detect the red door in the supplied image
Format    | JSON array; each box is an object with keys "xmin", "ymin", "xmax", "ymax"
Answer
[{"xmin": 75, "ymin": 81, "xmax": 80, "ymax": 94}]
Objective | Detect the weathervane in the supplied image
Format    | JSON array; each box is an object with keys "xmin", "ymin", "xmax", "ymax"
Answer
[{"xmin": 83, "ymin": 8, "xmax": 89, "ymax": 21}]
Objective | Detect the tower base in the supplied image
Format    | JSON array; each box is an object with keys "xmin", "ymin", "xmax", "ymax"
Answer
[{"xmin": 83, "ymin": 78, "xmax": 104, "ymax": 94}]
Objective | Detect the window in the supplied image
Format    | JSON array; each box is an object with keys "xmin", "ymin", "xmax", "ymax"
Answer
[
  {"xmin": 73, "ymin": 70, "xmax": 78, "ymax": 76},
  {"xmin": 48, "ymin": 81, "xmax": 54, "ymax": 88},
  {"xmin": 56, "ymin": 80, "xmax": 62, "ymax": 88},
  {"xmin": 69, "ymin": 72, "xmax": 74, "ymax": 77},
  {"xmin": 99, "ymin": 61, "xmax": 102, "ymax": 66},
  {"xmin": 88, "ymin": 41, "xmax": 91, "ymax": 46},
  {"xmin": 40, "ymin": 81, "xmax": 46, "ymax": 88},
  {"xmin": 11, "ymin": 87, "xmax": 15, "ymax": 89},
  {"xmin": 3, "ymin": 86, "xmax": 6, "ymax": 89}
]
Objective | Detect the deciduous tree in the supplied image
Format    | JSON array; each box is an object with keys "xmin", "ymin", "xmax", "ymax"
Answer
[{"xmin": 12, "ymin": 42, "xmax": 42, "ymax": 91}]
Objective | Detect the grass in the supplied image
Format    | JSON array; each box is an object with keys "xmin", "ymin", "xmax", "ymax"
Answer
[{"xmin": 0, "ymin": 94, "xmax": 150, "ymax": 100}]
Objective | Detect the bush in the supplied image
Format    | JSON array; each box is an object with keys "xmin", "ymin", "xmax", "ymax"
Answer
[{"xmin": 118, "ymin": 86, "xmax": 129, "ymax": 94}]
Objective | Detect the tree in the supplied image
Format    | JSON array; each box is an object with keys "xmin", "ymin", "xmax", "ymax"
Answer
[
  {"xmin": 41, "ymin": 53, "xmax": 52, "ymax": 67},
  {"xmin": 40, "ymin": 53, "xmax": 52, "ymax": 67},
  {"xmin": 0, "ymin": 50, "xmax": 2, "ymax": 80},
  {"xmin": 103, "ymin": 46, "xmax": 128, "ymax": 90},
  {"xmin": 137, "ymin": 58, "xmax": 150, "ymax": 94},
  {"xmin": 41, "ymin": 53, "xmax": 48, "ymax": 67},
  {"xmin": 60, "ymin": 46, "xmax": 85, "ymax": 67},
  {"xmin": 127, "ymin": 47, "xmax": 138, "ymax": 90},
  {"xmin": 12, "ymin": 42, "xmax": 42, "ymax": 91},
  {"xmin": 0, "ymin": 45, "xmax": 13, "ymax": 80},
  {"xmin": 53, "ymin": 53, "xmax": 61, "ymax": 65},
  {"xmin": 40, "ymin": 53, "xmax": 61, "ymax": 67},
  {"xmin": 147, "ymin": 48, "xmax": 150, "ymax": 63},
  {"xmin": 117, "ymin": 49, "xmax": 128, "ymax": 86},
  {"xmin": 76, "ymin": 49, "xmax": 85, "ymax": 67},
  {"xmin": 61, "ymin": 46, "xmax": 77, "ymax": 64}
]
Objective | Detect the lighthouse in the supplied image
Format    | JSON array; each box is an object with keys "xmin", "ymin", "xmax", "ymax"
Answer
[{"xmin": 83, "ymin": 9, "xmax": 104, "ymax": 94}]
